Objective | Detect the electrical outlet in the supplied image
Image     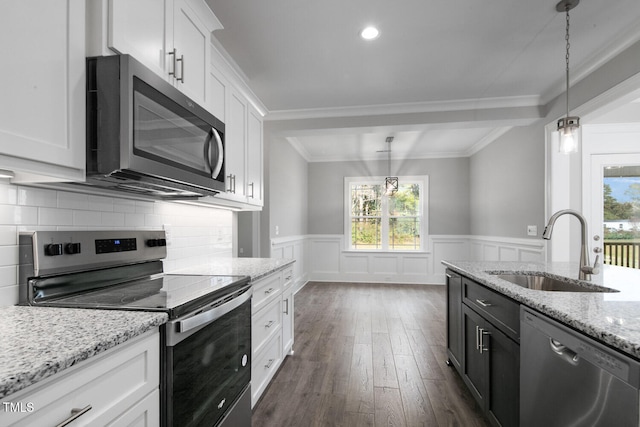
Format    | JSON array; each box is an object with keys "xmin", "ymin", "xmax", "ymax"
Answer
[
  {"xmin": 163, "ymin": 224, "xmax": 172, "ymax": 245},
  {"xmin": 527, "ymin": 225, "xmax": 537, "ymax": 236},
  {"xmin": 275, "ymin": 225, "xmax": 279, "ymax": 236}
]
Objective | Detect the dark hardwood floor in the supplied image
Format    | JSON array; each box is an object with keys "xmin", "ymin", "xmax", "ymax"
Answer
[{"xmin": 252, "ymin": 281, "xmax": 490, "ymax": 427}]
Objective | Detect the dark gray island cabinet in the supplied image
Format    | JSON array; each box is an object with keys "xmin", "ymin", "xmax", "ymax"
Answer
[{"xmin": 446, "ymin": 269, "xmax": 519, "ymax": 427}]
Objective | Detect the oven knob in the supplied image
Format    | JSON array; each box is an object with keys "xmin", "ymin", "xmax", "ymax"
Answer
[
  {"xmin": 64, "ymin": 242, "xmax": 81, "ymax": 255},
  {"xmin": 44, "ymin": 243, "xmax": 63, "ymax": 256},
  {"xmin": 146, "ymin": 238, "xmax": 167, "ymax": 247},
  {"xmin": 241, "ymin": 354, "xmax": 248, "ymax": 367}
]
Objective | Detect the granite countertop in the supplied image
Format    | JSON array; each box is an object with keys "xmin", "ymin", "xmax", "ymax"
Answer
[
  {"xmin": 0, "ymin": 306, "xmax": 167, "ymax": 399},
  {"xmin": 442, "ymin": 260, "xmax": 640, "ymax": 360},
  {"xmin": 177, "ymin": 257, "xmax": 296, "ymax": 281}
]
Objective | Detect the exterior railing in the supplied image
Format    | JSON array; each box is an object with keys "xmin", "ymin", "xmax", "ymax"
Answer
[{"xmin": 604, "ymin": 241, "xmax": 640, "ymax": 269}]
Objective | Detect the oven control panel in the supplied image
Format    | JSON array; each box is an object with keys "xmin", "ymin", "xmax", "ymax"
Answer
[{"xmin": 20, "ymin": 230, "xmax": 168, "ymax": 276}]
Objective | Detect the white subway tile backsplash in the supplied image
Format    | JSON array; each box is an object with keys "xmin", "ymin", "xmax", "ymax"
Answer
[
  {"xmin": 0, "ymin": 247, "xmax": 18, "ymax": 267},
  {"xmin": 57, "ymin": 191, "xmax": 89, "ymax": 210},
  {"xmin": 87, "ymin": 195, "xmax": 114, "ymax": 212},
  {"xmin": 73, "ymin": 210, "xmax": 102, "ymax": 226},
  {"xmin": 0, "ymin": 185, "xmax": 234, "ymax": 306},
  {"xmin": 0, "ymin": 226, "xmax": 17, "ymax": 245},
  {"xmin": 17, "ymin": 186, "xmax": 57, "ymax": 207},
  {"xmin": 0, "ymin": 265, "xmax": 16, "ymax": 286},
  {"xmin": 0, "ymin": 205, "xmax": 38, "ymax": 225},
  {"xmin": 0, "ymin": 182, "xmax": 17, "ymax": 205},
  {"xmin": 39, "ymin": 207, "xmax": 73, "ymax": 226},
  {"xmin": 0, "ymin": 284, "xmax": 18, "ymax": 307},
  {"xmin": 114, "ymin": 199, "xmax": 136, "ymax": 213},
  {"xmin": 101, "ymin": 212, "xmax": 125, "ymax": 227}
]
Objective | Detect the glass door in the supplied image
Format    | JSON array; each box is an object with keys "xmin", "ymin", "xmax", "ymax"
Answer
[{"xmin": 588, "ymin": 154, "xmax": 640, "ymax": 270}]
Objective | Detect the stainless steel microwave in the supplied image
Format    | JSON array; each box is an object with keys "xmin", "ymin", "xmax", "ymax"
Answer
[{"xmin": 85, "ymin": 55, "xmax": 225, "ymax": 199}]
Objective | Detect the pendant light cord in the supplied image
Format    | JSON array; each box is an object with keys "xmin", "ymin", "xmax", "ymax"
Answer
[{"xmin": 565, "ymin": 6, "xmax": 571, "ymax": 118}]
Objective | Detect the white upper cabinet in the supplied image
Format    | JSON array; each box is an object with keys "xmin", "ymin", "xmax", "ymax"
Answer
[
  {"xmin": 0, "ymin": 0, "xmax": 85, "ymax": 182},
  {"xmin": 108, "ymin": 0, "xmax": 168, "ymax": 78},
  {"xmin": 107, "ymin": 0, "xmax": 221, "ymax": 106},
  {"xmin": 223, "ymin": 90, "xmax": 248, "ymax": 202},
  {"xmin": 246, "ymin": 105, "xmax": 264, "ymax": 207}
]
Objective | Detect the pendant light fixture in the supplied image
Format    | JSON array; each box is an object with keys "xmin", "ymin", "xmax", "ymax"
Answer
[
  {"xmin": 556, "ymin": 0, "xmax": 581, "ymax": 154},
  {"xmin": 383, "ymin": 136, "xmax": 398, "ymax": 196}
]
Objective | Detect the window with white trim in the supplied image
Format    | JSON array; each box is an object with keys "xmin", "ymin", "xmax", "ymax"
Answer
[{"xmin": 345, "ymin": 176, "xmax": 428, "ymax": 251}]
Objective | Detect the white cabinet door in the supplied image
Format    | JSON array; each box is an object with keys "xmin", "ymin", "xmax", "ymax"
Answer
[
  {"xmin": 108, "ymin": 0, "xmax": 168, "ymax": 78},
  {"xmin": 207, "ymin": 66, "xmax": 228, "ymax": 123},
  {"xmin": 172, "ymin": 0, "xmax": 210, "ymax": 105},
  {"xmin": 282, "ymin": 287, "xmax": 294, "ymax": 355},
  {"xmin": 224, "ymin": 91, "xmax": 247, "ymax": 200},
  {"xmin": 246, "ymin": 106, "xmax": 263, "ymax": 206},
  {"xmin": 0, "ymin": 0, "xmax": 85, "ymax": 180}
]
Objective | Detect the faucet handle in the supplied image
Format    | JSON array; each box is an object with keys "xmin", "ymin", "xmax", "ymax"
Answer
[{"xmin": 582, "ymin": 255, "xmax": 600, "ymax": 276}]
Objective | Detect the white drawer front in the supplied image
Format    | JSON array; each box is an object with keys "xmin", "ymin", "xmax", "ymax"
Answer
[
  {"xmin": 1, "ymin": 331, "xmax": 159, "ymax": 427},
  {"xmin": 282, "ymin": 268, "xmax": 294, "ymax": 290},
  {"xmin": 252, "ymin": 272, "xmax": 283, "ymax": 312},
  {"xmin": 251, "ymin": 331, "xmax": 282, "ymax": 408},
  {"xmin": 252, "ymin": 297, "xmax": 282, "ymax": 356}
]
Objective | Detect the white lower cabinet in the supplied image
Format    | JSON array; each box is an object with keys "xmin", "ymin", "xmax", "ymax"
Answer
[
  {"xmin": 0, "ymin": 330, "xmax": 160, "ymax": 427},
  {"xmin": 250, "ymin": 267, "xmax": 295, "ymax": 407}
]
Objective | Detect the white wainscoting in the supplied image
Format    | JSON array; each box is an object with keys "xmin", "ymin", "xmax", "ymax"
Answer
[{"xmin": 271, "ymin": 234, "xmax": 546, "ymax": 286}]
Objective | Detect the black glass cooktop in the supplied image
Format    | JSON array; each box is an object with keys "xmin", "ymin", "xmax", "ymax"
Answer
[{"xmin": 34, "ymin": 274, "xmax": 250, "ymax": 319}]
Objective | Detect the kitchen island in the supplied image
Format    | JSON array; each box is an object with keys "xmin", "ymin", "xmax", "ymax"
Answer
[{"xmin": 442, "ymin": 260, "xmax": 640, "ymax": 359}]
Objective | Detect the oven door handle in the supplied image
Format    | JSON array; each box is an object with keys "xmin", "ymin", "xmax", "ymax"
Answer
[{"xmin": 175, "ymin": 288, "xmax": 251, "ymax": 334}]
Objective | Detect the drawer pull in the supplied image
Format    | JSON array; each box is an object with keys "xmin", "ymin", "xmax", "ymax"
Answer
[
  {"xmin": 284, "ymin": 298, "xmax": 289, "ymax": 315},
  {"xmin": 476, "ymin": 299, "xmax": 492, "ymax": 307},
  {"xmin": 55, "ymin": 405, "xmax": 92, "ymax": 427},
  {"xmin": 265, "ymin": 358, "xmax": 275, "ymax": 369},
  {"xmin": 265, "ymin": 320, "xmax": 275, "ymax": 328},
  {"xmin": 265, "ymin": 287, "xmax": 275, "ymax": 294},
  {"xmin": 285, "ymin": 275, "xmax": 292, "ymax": 281}
]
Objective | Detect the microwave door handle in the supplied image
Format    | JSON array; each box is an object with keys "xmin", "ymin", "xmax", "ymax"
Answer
[{"xmin": 211, "ymin": 128, "xmax": 224, "ymax": 179}]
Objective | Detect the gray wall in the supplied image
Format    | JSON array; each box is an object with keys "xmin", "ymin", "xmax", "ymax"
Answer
[
  {"xmin": 469, "ymin": 125, "xmax": 545, "ymax": 238},
  {"xmin": 307, "ymin": 157, "xmax": 471, "ymax": 235},
  {"xmin": 265, "ymin": 132, "xmax": 309, "ymax": 241}
]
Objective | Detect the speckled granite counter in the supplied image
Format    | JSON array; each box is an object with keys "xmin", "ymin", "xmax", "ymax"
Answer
[
  {"xmin": 0, "ymin": 306, "xmax": 167, "ymax": 399},
  {"xmin": 442, "ymin": 260, "xmax": 640, "ymax": 360},
  {"xmin": 177, "ymin": 257, "xmax": 295, "ymax": 281}
]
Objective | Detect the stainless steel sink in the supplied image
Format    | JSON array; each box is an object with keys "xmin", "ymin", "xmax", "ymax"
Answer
[{"xmin": 491, "ymin": 273, "xmax": 619, "ymax": 293}]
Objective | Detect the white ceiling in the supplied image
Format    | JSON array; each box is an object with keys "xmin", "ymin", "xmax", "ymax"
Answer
[{"xmin": 206, "ymin": 0, "xmax": 640, "ymax": 161}]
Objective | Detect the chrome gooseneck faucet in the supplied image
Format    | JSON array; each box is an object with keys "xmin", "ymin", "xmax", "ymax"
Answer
[{"xmin": 542, "ymin": 209, "xmax": 600, "ymax": 280}]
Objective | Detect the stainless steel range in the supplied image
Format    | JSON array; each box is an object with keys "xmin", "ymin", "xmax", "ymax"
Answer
[{"xmin": 18, "ymin": 230, "xmax": 251, "ymax": 427}]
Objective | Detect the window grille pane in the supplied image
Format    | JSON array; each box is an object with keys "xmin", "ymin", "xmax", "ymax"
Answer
[
  {"xmin": 351, "ymin": 218, "xmax": 381, "ymax": 249},
  {"xmin": 351, "ymin": 184, "xmax": 382, "ymax": 216},
  {"xmin": 389, "ymin": 217, "xmax": 420, "ymax": 250},
  {"xmin": 389, "ymin": 183, "xmax": 420, "ymax": 216}
]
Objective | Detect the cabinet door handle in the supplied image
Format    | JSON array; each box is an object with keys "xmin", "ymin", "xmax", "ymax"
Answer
[
  {"xmin": 176, "ymin": 55, "xmax": 184, "ymax": 82},
  {"xmin": 265, "ymin": 320, "xmax": 275, "ymax": 328},
  {"xmin": 479, "ymin": 329, "xmax": 490, "ymax": 354},
  {"xmin": 55, "ymin": 405, "xmax": 92, "ymax": 427},
  {"xmin": 284, "ymin": 298, "xmax": 289, "ymax": 315},
  {"xmin": 248, "ymin": 182, "xmax": 254, "ymax": 198},
  {"xmin": 476, "ymin": 299, "xmax": 492, "ymax": 307},
  {"xmin": 265, "ymin": 358, "xmax": 275, "ymax": 369},
  {"xmin": 168, "ymin": 49, "xmax": 177, "ymax": 78}
]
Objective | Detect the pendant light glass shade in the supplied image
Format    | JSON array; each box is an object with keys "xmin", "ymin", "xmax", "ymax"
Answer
[
  {"xmin": 557, "ymin": 116, "xmax": 581, "ymax": 154},
  {"xmin": 384, "ymin": 176, "xmax": 398, "ymax": 196}
]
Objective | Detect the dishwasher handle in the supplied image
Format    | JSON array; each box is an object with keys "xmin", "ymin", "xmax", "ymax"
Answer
[{"xmin": 549, "ymin": 338, "xmax": 580, "ymax": 366}]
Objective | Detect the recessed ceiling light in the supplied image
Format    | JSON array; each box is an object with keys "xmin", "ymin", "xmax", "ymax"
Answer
[{"xmin": 360, "ymin": 26, "xmax": 379, "ymax": 40}]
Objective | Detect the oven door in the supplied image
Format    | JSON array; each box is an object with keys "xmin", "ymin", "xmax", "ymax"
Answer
[{"xmin": 163, "ymin": 289, "xmax": 251, "ymax": 427}]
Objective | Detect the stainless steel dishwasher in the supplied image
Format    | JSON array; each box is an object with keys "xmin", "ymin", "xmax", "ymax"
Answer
[{"xmin": 521, "ymin": 307, "xmax": 640, "ymax": 427}]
